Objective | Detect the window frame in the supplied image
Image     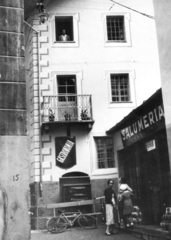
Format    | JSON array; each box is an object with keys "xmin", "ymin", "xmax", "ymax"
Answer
[
  {"xmin": 106, "ymin": 15, "xmax": 126, "ymax": 42},
  {"xmin": 50, "ymin": 71, "xmax": 82, "ymax": 120},
  {"xmin": 110, "ymin": 73, "xmax": 130, "ymax": 102},
  {"xmin": 95, "ymin": 137, "xmax": 115, "ymax": 169},
  {"xmin": 57, "ymin": 75, "xmax": 77, "ymax": 95},
  {"xmin": 90, "ymin": 134, "xmax": 117, "ymax": 176},
  {"xmin": 50, "ymin": 13, "xmax": 79, "ymax": 48},
  {"xmin": 51, "ymin": 70, "xmax": 83, "ymax": 96},
  {"xmin": 55, "ymin": 16, "xmax": 74, "ymax": 42},
  {"xmin": 105, "ymin": 69, "xmax": 136, "ymax": 108},
  {"xmin": 102, "ymin": 12, "xmax": 131, "ymax": 47}
]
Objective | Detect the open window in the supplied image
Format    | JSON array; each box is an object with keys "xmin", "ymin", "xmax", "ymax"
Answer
[
  {"xmin": 55, "ymin": 16, "xmax": 74, "ymax": 42},
  {"xmin": 51, "ymin": 13, "xmax": 79, "ymax": 47}
]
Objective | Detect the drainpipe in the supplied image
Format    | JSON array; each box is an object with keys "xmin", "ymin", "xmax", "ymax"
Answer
[
  {"xmin": 37, "ymin": 33, "xmax": 43, "ymax": 198},
  {"xmin": 24, "ymin": 21, "xmax": 43, "ymax": 198}
]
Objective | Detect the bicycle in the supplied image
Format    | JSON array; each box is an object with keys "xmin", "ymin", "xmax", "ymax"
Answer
[{"xmin": 46, "ymin": 210, "xmax": 96, "ymax": 233}]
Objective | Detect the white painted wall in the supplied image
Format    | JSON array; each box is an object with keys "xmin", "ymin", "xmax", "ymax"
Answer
[
  {"xmin": 45, "ymin": 0, "xmax": 161, "ymax": 130},
  {"xmin": 26, "ymin": 0, "xmax": 161, "ymax": 183}
]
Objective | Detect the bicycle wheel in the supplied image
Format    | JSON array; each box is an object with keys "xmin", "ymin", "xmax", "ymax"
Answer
[
  {"xmin": 78, "ymin": 215, "xmax": 96, "ymax": 229},
  {"xmin": 46, "ymin": 217, "xmax": 67, "ymax": 233}
]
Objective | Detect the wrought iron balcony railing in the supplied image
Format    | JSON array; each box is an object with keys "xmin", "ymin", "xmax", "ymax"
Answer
[{"xmin": 42, "ymin": 95, "xmax": 93, "ymax": 123}]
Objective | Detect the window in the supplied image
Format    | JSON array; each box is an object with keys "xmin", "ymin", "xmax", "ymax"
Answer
[
  {"xmin": 107, "ymin": 16, "xmax": 125, "ymax": 42},
  {"xmin": 55, "ymin": 16, "xmax": 74, "ymax": 42},
  {"xmin": 50, "ymin": 13, "xmax": 79, "ymax": 47},
  {"xmin": 95, "ymin": 137, "xmax": 114, "ymax": 169},
  {"xmin": 102, "ymin": 12, "xmax": 131, "ymax": 47},
  {"xmin": 52, "ymin": 70, "xmax": 82, "ymax": 95},
  {"xmin": 105, "ymin": 69, "xmax": 136, "ymax": 108},
  {"xmin": 57, "ymin": 75, "xmax": 76, "ymax": 102},
  {"xmin": 57, "ymin": 75, "xmax": 76, "ymax": 95},
  {"xmin": 51, "ymin": 71, "xmax": 83, "ymax": 120},
  {"xmin": 110, "ymin": 74, "xmax": 130, "ymax": 102}
]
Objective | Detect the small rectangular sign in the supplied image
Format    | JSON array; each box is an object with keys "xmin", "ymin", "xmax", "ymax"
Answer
[
  {"xmin": 166, "ymin": 207, "xmax": 171, "ymax": 214},
  {"xmin": 146, "ymin": 140, "xmax": 156, "ymax": 151}
]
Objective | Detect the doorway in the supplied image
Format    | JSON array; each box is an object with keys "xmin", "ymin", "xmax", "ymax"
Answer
[
  {"xmin": 118, "ymin": 145, "xmax": 140, "ymax": 207},
  {"xmin": 59, "ymin": 172, "xmax": 92, "ymax": 213},
  {"xmin": 118, "ymin": 139, "xmax": 163, "ymax": 225},
  {"xmin": 139, "ymin": 140, "xmax": 162, "ymax": 224},
  {"xmin": 57, "ymin": 75, "xmax": 77, "ymax": 120}
]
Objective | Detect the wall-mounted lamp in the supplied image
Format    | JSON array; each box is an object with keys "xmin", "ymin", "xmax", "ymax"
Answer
[
  {"xmin": 36, "ymin": 2, "xmax": 49, "ymax": 24},
  {"xmin": 38, "ymin": 12, "xmax": 49, "ymax": 24}
]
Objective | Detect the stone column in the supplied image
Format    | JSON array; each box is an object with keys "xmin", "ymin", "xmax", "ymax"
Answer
[{"xmin": 0, "ymin": 0, "xmax": 30, "ymax": 239}]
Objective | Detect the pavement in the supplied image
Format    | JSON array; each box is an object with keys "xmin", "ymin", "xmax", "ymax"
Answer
[{"xmin": 31, "ymin": 226, "xmax": 137, "ymax": 240}]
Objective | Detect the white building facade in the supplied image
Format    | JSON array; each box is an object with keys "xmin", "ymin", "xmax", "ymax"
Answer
[{"xmin": 25, "ymin": 0, "xmax": 161, "ymax": 229}]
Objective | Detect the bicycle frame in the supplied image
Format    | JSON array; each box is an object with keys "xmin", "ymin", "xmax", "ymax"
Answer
[
  {"xmin": 60, "ymin": 210, "xmax": 82, "ymax": 226},
  {"xmin": 46, "ymin": 209, "xmax": 97, "ymax": 233}
]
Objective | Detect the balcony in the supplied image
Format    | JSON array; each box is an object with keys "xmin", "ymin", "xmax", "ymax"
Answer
[{"xmin": 41, "ymin": 95, "xmax": 94, "ymax": 126}]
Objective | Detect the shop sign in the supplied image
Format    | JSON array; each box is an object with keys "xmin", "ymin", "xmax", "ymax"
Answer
[
  {"xmin": 55, "ymin": 137, "xmax": 76, "ymax": 169},
  {"xmin": 121, "ymin": 104, "xmax": 165, "ymax": 147}
]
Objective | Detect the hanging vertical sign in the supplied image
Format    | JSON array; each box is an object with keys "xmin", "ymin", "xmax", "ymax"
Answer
[{"xmin": 55, "ymin": 137, "xmax": 76, "ymax": 169}]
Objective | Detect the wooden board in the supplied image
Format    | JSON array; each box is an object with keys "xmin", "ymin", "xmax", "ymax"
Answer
[{"xmin": 46, "ymin": 199, "xmax": 94, "ymax": 209}]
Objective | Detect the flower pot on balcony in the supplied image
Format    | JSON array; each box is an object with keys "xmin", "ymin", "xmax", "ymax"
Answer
[
  {"xmin": 49, "ymin": 109, "xmax": 55, "ymax": 121},
  {"xmin": 49, "ymin": 115, "xmax": 55, "ymax": 121},
  {"xmin": 81, "ymin": 109, "xmax": 90, "ymax": 120},
  {"xmin": 64, "ymin": 112, "xmax": 71, "ymax": 121}
]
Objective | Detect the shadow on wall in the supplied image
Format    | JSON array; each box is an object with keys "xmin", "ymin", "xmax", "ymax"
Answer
[{"xmin": 0, "ymin": 185, "xmax": 8, "ymax": 240}]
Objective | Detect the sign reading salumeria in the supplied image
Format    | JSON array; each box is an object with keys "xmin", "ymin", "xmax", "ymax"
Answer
[
  {"xmin": 121, "ymin": 104, "xmax": 165, "ymax": 147},
  {"xmin": 55, "ymin": 137, "xmax": 76, "ymax": 169}
]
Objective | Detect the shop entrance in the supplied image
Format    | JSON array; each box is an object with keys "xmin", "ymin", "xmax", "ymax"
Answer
[
  {"xmin": 118, "ymin": 145, "xmax": 141, "ymax": 208},
  {"xmin": 118, "ymin": 139, "xmax": 163, "ymax": 225},
  {"xmin": 139, "ymin": 142, "xmax": 162, "ymax": 224}
]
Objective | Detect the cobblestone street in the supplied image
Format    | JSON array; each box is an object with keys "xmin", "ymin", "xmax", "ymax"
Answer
[{"xmin": 31, "ymin": 226, "xmax": 137, "ymax": 240}]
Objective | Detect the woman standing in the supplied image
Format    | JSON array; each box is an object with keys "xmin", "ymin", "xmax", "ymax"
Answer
[
  {"xmin": 118, "ymin": 177, "xmax": 133, "ymax": 228},
  {"xmin": 104, "ymin": 179, "xmax": 117, "ymax": 235}
]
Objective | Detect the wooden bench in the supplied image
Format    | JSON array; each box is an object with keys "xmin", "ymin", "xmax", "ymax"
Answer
[{"xmin": 46, "ymin": 198, "xmax": 104, "ymax": 227}]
